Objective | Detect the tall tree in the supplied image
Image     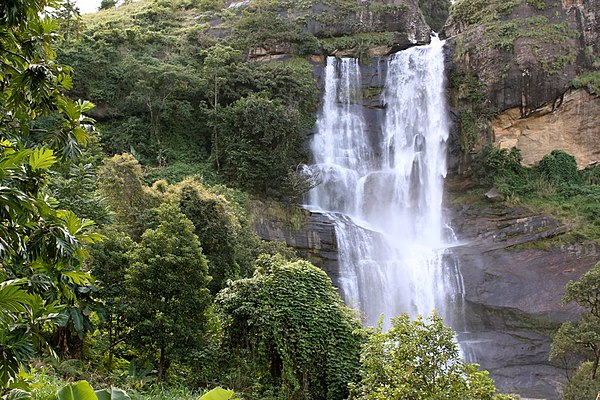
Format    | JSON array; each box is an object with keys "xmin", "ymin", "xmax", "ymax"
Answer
[
  {"xmin": 97, "ymin": 153, "xmax": 160, "ymax": 240},
  {"xmin": 89, "ymin": 228, "xmax": 136, "ymax": 372},
  {"xmin": 1, "ymin": 0, "xmax": 100, "ymax": 392},
  {"xmin": 551, "ymin": 262, "xmax": 600, "ymax": 380},
  {"xmin": 126, "ymin": 201, "xmax": 212, "ymax": 382}
]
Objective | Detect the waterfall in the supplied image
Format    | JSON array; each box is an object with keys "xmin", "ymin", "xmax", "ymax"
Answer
[{"xmin": 306, "ymin": 37, "xmax": 461, "ymax": 328}]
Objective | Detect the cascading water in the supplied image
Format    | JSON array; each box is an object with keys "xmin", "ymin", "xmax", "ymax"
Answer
[{"xmin": 306, "ymin": 37, "xmax": 463, "ymax": 328}]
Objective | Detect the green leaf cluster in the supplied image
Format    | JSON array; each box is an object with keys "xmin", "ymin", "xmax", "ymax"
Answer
[
  {"xmin": 351, "ymin": 313, "xmax": 516, "ymax": 400},
  {"xmin": 472, "ymin": 147, "xmax": 600, "ymax": 239},
  {"xmin": 1, "ymin": 0, "xmax": 104, "ymax": 390},
  {"xmin": 572, "ymin": 70, "xmax": 600, "ymax": 95},
  {"xmin": 217, "ymin": 255, "xmax": 362, "ymax": 400}
]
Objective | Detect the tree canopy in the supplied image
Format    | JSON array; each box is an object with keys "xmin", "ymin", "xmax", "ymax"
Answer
[{"xmin": 351, "ymin": 313, "xmax": 516, "ymax": 400}]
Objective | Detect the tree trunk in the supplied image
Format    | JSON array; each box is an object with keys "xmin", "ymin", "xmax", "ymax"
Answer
[
  {"xmin": 591, "ymin": 348, "xmax": 600, "ymax": 380},
  {"xmin": 158, "ymin": 346, "xmax": 166, "ymax": 383},
  {"xmin": 108, "ymin": 317, "xmax": 114, "ymax": 372}
]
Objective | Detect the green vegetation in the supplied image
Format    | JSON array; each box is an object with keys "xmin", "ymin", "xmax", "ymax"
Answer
[
  {"xmin": 449, "ymin": 68, "xmax": 497, "ymax": 152},
  {"xmin": 418, "ymin": 0, "xmax": 451, "ymax": 32},
  {"xmin": 451, "ymin": 0, "xmax": 578, "ymax": 76},
  {"xmin": 471, "ymin": 147, "xmax": 600, "ymax": 243},
  {"xmin": 351, "ymin": 313, "xmax": 516, "ymax": 400},
  {"xmin": 217, "ymin": 254, "xmax": 363, "ymax": 399},
  {"xmin": 450, "ymin": 0, "xmax": 546, "ymax": 28},
  {"xmin": 0, "ymin": 0, "xmax": 103, "ymax": 394},
  {"xmin": 572, "ymin": 70, "xmax": 600, "ymax": 95},
  {"xmin": 319, "ymin": 32, "xmax": 395, "ymax": 57},
  {"xmin": 550, "ymin": 262, "xmax": 600, "ymax": 398}
]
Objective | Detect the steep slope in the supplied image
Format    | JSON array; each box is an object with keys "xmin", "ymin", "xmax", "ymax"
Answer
[{"xmin": 443, "ymin": 0, "xmax": 600, "ymax": 168}]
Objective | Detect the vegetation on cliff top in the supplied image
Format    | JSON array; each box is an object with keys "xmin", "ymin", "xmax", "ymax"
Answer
[{"xmin": 471, "ymin": 147, "xmax": 600, "ymax": 244}]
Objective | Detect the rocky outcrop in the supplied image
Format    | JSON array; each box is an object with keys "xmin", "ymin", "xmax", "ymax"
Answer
[
  {"xmin": 301, "ymin": 0, "xmax": 431, "ymax": 43},
  {"xmin": 493, "ymin": 89, "xmax": 600, "ymax": 168},
  {"xmin": 569, "ymin": 0, "xmax": 600, "ymax": 55},
  {"xmin": 443, "ymin": 0, "xmax": 584, "ymax": 114},
  {"xmin": 224, "ymin": 0, "xmax": 432, "ymax": 59},
  {"xmin": 252, "ymin": 209, "xmax": 340, "ymax": 281},
  {"xmin": 447, "ymin": 201, "xmax": 600, "ymax": 399},
  {"xmin": 442, "ymin": 0, "xmax": 600, "ymax": 176}
]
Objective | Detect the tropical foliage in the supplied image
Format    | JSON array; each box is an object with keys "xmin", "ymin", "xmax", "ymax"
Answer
[
  {"xmin": 217, "ymin": 255, "xmax": 363, "ymax": 400},
  {"xmin": 0, "ymin": 0, "xmax": 102, "ymax": 393},
  {"xmin": 551, "ymin": 262, "xmax": 600, "ymax": 392},
  {"xmin": 351, "ymin": 313, "xmax": 516, "ymax": 400}
]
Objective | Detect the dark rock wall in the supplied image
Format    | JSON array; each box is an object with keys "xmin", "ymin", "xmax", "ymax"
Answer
[
  {"xmin": 442, "ymin": 0, "xmax": 595, "ymax": 115},
  {"xmin": 447, "ymin": 202, "xmax": 600, "ymax": 398},
  {"xmin": 252, "ymin": 210, "xmax": 340, "ymax": 282}
]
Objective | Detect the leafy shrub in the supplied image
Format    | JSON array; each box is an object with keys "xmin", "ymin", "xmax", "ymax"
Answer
[
  {"xmin": 217, "ymin": 255, "xmax": 362, "ymax": 400},
  {"xmin": 351, "ymin": 313, "xmax": 517, "ymax": 400},
  {"xmin": 535, "ymin": 150, "xmax": 582, "ymax": 186},
  {"xmin": 472, "ymin": 145, "xmax": 528, "ymax": 195},
  {"xmin": 572, "ymin": 70, "xmax": 600, "ymax": 95}
]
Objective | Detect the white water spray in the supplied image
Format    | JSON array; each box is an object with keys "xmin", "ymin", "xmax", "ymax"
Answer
[{"xmin": 307, "ymin": 37, "xmax": 461, "ymax": 328}]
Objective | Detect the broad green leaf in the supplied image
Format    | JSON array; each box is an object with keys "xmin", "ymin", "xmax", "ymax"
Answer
[
  {"xmin": 72, "ymin": 127, "xmax": 89, "ymax": 145},
  {"xmin": 5, "ymin": 388, "xmax": 32, "ymax": 400},
  {"xmin": 95, "ymin": 390, "xmax": 110, "ymax": 400},
  {"xmin": 77, "ymin": 100, "xmax": 96, "ymax": 113},
  {"xmin": 198, "ymin": 387, "xmax": 235, "ymax": 400},
  {"xmin": 62, "ymin": 271, "xmax": 91, "ymax": 286},
  {"xmin": 0, "ymin": 280, "xmax": 32, "ymax": 316},
  {"xmin": 57, "ymin": 97, "xmax": 80, "ymax": 121},
  {"xmin": 28, "ymin": 148, "xmax": 55, "ymax": 171},
  {"xmin": 95, "ymin": 388, "xmax": 131, "ymax": 400},
  {"xmin": 57, "ymin": 381, "xmax": 98, "ymax": 400},
  {"xmin": 69, "ymin": 307, "xmax": 84, "ymax": 336}
]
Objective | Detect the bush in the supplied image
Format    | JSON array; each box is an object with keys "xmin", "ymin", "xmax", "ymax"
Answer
[
  {"xmin": 536, "ymin": 150, "xmax": 582, "ymax": 186},
  {"xmin": 216, "ymin": 255, "xmax": 362, "ymax": 400}
]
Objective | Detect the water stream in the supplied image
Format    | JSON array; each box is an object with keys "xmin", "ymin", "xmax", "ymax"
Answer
[{"xmin": 306, "ymin": 37, "xmax": 464, "ymax": 328}]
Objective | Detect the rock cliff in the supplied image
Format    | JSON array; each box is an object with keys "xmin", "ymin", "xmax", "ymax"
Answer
[
  {"xmin": 493, "ymin": 89, "xmax": 600, "ymax": 168},
  {"xmin": 443, "ymin": 0, "xmax": 600, "ymax": 168},
  {"xmin": 447, "ymin": 200, "xmax": 600, "ymax": 398}
]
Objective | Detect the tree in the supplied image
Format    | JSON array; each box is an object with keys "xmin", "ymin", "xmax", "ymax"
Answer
[
  {"xmin": 202, "ymin": 44, "xmax": 241, "ymax": 171},
  {"xmin": 169, "ymin": 178, "xmax": 241, "ymax": 293},
  {"xmin": 97, "ymin": 153, "xmax": 161, "ymax": 240},
  {"xmin": 216, "ymin": 94, "xmax": 308, "ymax": 195},
  {"xmin": 125, "ymin": 201, "xmax": 211, "ymax": 382},
  {"xmin": 418, "ymin": 0, "xmax": 451, "ymax": 32},
  {"xmin": 99, "ymin": 0, "xmax": 118, "ymax": 10},
  {"xmin": 551, "ymin": 262, "xmax": 600, "ymax": 380},
  {"xmin": 1, "ymin": 0, "xmax": 101, "ymax": 392},
  {"xmin": 89, "ymin": 228, "xmax": 136, "ymax": 372},
  {"xmin": 217, "ymin": 254, "xmax": 362, "ymax": 399},
  {"xmin": 351, "ymin": 313, "xmax": 516, "ymax": 400},
  {"xmin": 53, "ymin": 0, "xmax": 82, "ymax": 41}
]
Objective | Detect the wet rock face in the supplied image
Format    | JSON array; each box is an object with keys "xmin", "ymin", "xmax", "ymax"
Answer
[
  {"xmin": 448, "ymin": 202, "xmax": 600, "ymax": 399},
  {"xmin": 572, "ymin": 0, "xmax": 600, "ymax": 55}
]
